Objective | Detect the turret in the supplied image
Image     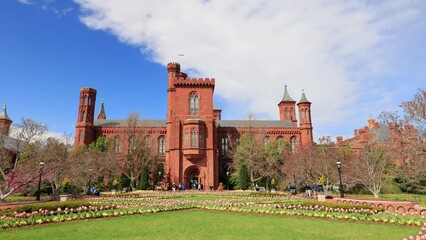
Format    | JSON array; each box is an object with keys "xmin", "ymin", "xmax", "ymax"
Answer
[
  {"xmin": 74, "ymin": 88, "xmax": 97, "ymax": 148},
  {"xmin": 297, "ymin": 90, "xmax": 313, "ymax": 144},
  {"xmin": 0, "ymin": 104, "xmax": 12, "ymax": 136},
  {"xmin": 278, "ymin": 85, "xmax": 297, "ymax": 126},
  {"xmin": 97, "ymin": 99, "xmax": 106, "ymax": 120}
]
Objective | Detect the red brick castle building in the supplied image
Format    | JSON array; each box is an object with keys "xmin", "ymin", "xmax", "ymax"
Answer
[{"xmin": 74, "ymin": 63, "xmax": 313, "ymax": 189}]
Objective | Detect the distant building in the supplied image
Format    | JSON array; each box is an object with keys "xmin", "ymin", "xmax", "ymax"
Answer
[
  {"xmin": 336, "ymin": 115, "xmax": 416, "ymax": 164},
  {"xmin": 0, "ymin": 104, "xmax": 20, "ymax": 159},
  {"xmin": 74, "ymin": 62, "xmax": 314, "ymax": 189}
]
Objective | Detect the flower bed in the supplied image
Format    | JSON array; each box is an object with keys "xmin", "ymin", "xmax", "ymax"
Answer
[{"xmin": 0, "ymin": 192, "xmax": 424, "ymax": 231}]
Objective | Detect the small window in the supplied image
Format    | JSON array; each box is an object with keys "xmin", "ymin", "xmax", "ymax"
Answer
[
  {"xmin": 129, "ymin": 136, "xmax": 136, "ymax": 154},
  {"xmin": 189, "ymin": 92, "xmax": 199, "ymax": 115},
  {"xmin": 263, "ymin": 136, "xmax": 269, "ymax": 145},
  {"xmin": 88, "ymin": 97, "xmax": 92, "ymax": 106},
  {"xmin": 158, "ymin": 137, "xmax": 166, "ymax": 155},
  {"xmin": 285, "ymin": 108, "xmax": 288, "ymax": 119},
  {"xmin": 79, "ymin": 130, "xmax": 84, "ymax": 143},
  {"xmin": 191, "ymin": 129, "xmax": 197, "ymax": 147},
  {"xmin": 277, "ymin": 136, "xmax": 283, "ymax": 140},
  {"xmin": 221, "ymin": 137, "xmax": 228, "ymax": 156},
  {"xmin": 185, "ymin": 129, "xmax": 190, "ymax": 147},
  {"xmin": 83, "ymin": 96, "xmax": 87, "ymax": 105},
  {"xmin": 81, "ymin": 111, "xmax": 86, "ymax": 122},
  {"xmin": 290, "ymin": 136, "xmax": 297, "ymax": 153},
  {"xmin": 114, "ymin": 137, "xmax": 121, "ymax": 152},
  {"xmin": 199, "ymin": 127, "xmax": 204, "ymax": 148}
]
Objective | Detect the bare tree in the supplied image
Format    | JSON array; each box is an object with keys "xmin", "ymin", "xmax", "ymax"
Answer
[
  {"xmin": 0, "ymin": 118, "xmax": 47, "ymax": 201},
  {"xmin": 120, "ymin": 112, "xmax": 155, "ymax": 189},
  {"xmin": 347, "ymin": 145, "xmax": 394, "ymax": 198}
]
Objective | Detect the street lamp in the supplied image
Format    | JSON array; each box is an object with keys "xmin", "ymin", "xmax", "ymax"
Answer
[
  {"xmin": 336, "ymin": 161, "xmax": 344, "ymax": 198},
  {"xmin": 36, "ymin": 161, "xmax": 45, "ymax": 201},
  {"xmin": 226, "ymin": 171, "xmax": 229, "ymax": 190},
  {"xmin": 87, "ymin": 168, "xmax": 93, "ymax": 195},
  {"xmin": 158, "ymin": 171, "xmax": 162, "ymax": 191}
]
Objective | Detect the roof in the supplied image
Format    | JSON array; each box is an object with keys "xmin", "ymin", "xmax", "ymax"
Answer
[
  {"xmin": 368, "ymin": 124, "xmax": 390, "ymax": 143},
  {"xmin": 281, "ymin": 85, "xmax": 295, "ymax": 102},
  {"xmin": 0, "ymin": 104, "xmax": 11, "ymax": 121},
  {"xmin": 94, "ymin": 119, "xmax": 166, "ymax": 127},
  {"xmin": 217, "ymin": 120, "xmax": 294, "ymax": 128},
  {"xmin": 0, "ymin": 135, "xmax": 24, "ymax": 152},
  {"xmin": 97, "ymin": 100, "xmax": 106, "ymax": 119},
  {"xmin": 299, "ymin": 91, "xmax": 310, "ymax": 103}
]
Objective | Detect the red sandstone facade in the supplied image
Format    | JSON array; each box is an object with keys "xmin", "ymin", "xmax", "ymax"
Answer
[{"xmin": 74, "ymin": 63, "xmax": 313, "ymax": 189}]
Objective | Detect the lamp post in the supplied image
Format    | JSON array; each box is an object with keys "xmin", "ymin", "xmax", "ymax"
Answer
[
  {"xmin": 336, "ymin": 161, "xmax": 344, "ymax": 198},
  {"xmin": 36, "ymin": 161, "xmax": 45, "ymax": 201},
  {"xmin": 158, "ymin": 171, "xmax": 162, "ymax": 191},
  {"xmin": 87, "ymin": 168, "xmax": 93, "ymax": 195},
  {"xmin": 226, "ymin": 171, "xmax": 229, "ymax": 190}
]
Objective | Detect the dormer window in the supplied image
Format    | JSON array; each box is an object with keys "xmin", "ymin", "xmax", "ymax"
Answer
[{"xmin": 189, "ymin": 92, "xmax": 199, "ymax": 115}]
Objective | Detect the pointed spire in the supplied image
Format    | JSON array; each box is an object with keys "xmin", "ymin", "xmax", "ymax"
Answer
[
  {"xmin": 299, "ymin": 90, "xmax": 310, "ymax": 103},
  {"xmin": 281, "ymin": 85, "xmax": 295, "ymax": 102},
  {"xmin": 0, "ymin": 104, "xmax": 11, "ymax": 120},
  {"xmin": 97, "ymin": 99, "xmax": 106, "ymax": 120}
]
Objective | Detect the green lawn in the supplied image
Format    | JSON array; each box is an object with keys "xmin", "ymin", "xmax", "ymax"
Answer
[
  {"xmin": 344, "ymin": 193, "xmax": 426, "ymax": 204},
  {"xmin": 0, "ymin": 210, "xmax": 418, "ymax": 240}
]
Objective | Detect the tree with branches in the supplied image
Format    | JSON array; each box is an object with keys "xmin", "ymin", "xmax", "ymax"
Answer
[{"xmin": 0, "ymin": 118, "xmax": 47, "ymax": 201}]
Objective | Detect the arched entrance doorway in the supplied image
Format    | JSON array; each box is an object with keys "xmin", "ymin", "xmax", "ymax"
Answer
[{"xmin": 184, "ymin": 165, "xmax": 204, "ymax": 190}]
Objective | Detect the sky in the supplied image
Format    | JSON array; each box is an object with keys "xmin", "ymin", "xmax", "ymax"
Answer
[{"xmin": 1, "ymin": 0, "xmax": 425, "ymax": 142}]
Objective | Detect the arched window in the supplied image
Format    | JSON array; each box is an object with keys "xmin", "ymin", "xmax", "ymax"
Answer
[
  {"xmin": 144, "ymin": 136, "xmax": 152, "ymax": 148},
  {"xmin": 285, "ymin": 108, "xmax": 288, "ymax": 119},
  {"xmin": 81, "ymin": 111, "xmax": 86, "ymax": 122},
  {"xmin": 290, "ymin": 108, "xmax": 294, "ymax": 118},
  {"xmin": 185, "ymin": 129, "xmax": 190, "ymax": 147},
  {"xmin": 263, "ymin": 136, "xmax": 269, "ymax": 145},
  {"xmin": 290, "ymin": 136, "xmax": 297, "ymax": 153},
  {"xmin": 199, "ymin": 127, "xmax": 204, "ymax": 148},
  {"xmin": 83, "ymin": 96, "xmax": 87, "ymax": 105},
  {"xmin": 221, "ymin": 137, "xmax": 228, "ymax": 156},
  {"xmin": 191, "ymin": 129, "xmax": 197, "ymax": 147},
  {"xmin": 88, "ymin": 97, "xmax": 92, "ymax": 106},
  {"xmin": 158, "ymin": 137, "xmax": 166, "ymax": 155},
  {"xmin": 277, "ymin": 136, "xmax": 283, "ymax": 140},
  {"xmin": 307, "ymin": 109, "xmax": 310, "ymax": 122},
  {"xmin": 114, "ymin": 137, "xmax": 121, "ymax": 152},
  {"xmin": 129, "ymin": 136, "xmax": 136, "ymax": 154},
  {"xmin": 79, "ymin": 130, "xmax": 84, "ymax": 143},
  {"xmin": 300, "ymin": 109, "xmax": 305, "ymax": 122},
  {"xmin": 189, "ymin": 92, "xmax": 199, "ymax": 115}
]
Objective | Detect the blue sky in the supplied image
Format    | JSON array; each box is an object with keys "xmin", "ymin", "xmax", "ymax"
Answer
[{"xmin": 1, "ymin": 0, "xmax": 425, "ymax": 141}]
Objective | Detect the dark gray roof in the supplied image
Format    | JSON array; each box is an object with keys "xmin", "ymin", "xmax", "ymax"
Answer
[
  {"xmin": 0, "ymin": 104, "xmax": 11, "ymax": 120},
  {"xmin": 0, "ymin": 135, "xmax": 24, "ymax": 152},
  {"xmin": 368, "ymin": 124, "xmax": 390, "ymax": 143},
  {"xmin": 218, "ymin": 120, "xmax": 294, "ymax": 128},
  {"xmin": 94, "ymin": 119, "xmax": 166, "ymax": 127},
  {"xmin": 299, "ymin": 91, "xmax": 310, "ymax": 103},
  {"xmin": 281, "ymin": 85, "xmax": 295, "ymax": 102}
]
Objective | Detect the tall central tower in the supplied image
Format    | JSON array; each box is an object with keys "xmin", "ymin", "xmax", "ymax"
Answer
[{"xmin": 165, "ymin": 62, "xmax": 218, "ymax": 189}]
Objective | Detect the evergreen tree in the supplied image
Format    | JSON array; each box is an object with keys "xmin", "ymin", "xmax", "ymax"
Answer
[
  {"xmin": 139, "ymin": 165, "xmax": 150, "ymax": 190},
  {"xmin": 238, "ymin": 164, "xmax": 249, "ymax": 190}
]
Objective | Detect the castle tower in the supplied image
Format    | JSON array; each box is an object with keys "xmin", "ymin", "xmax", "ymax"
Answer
[
  {"xmin": 74, "ymin": 88, "xmax": 97, "ymax": 148},
  {"xmin": 97, "ymin": 99, "xmax": 106, "ymax": 120},
  {"xmin": 0, "ymin": 104, "xmax": 12, "ymax": 136},
  {"xmin": 368, "ymin": 114, "xmax": 375, "ymax": 129},
  {"xmin": 297, "ymin": 90, "xmax": 313, "ymax": 144},
  {"xmin": 278, "ymin": 85, "xmax": 297, "ymax": 126}
]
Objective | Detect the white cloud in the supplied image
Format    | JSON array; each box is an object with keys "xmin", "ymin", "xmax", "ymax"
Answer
[
  {"xmin": 17, "ymin": 0, "xmax": 33, "ymax": 5},
  {"xmin": 73, "ymin": 0, "xmax": 425, "ymax": 138}
]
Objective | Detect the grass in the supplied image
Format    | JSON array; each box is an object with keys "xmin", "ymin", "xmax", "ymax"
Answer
[
  {"xmin": 1, "ymin": 196, "xmax": 50, "ymax": 202},
  {"xmin": 344, "ymin": 193, "xmax": 426, "ymax": 204},
  {"xmin": 0, "ymin": 210, "xmax": 418, "ymax": 240}
]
